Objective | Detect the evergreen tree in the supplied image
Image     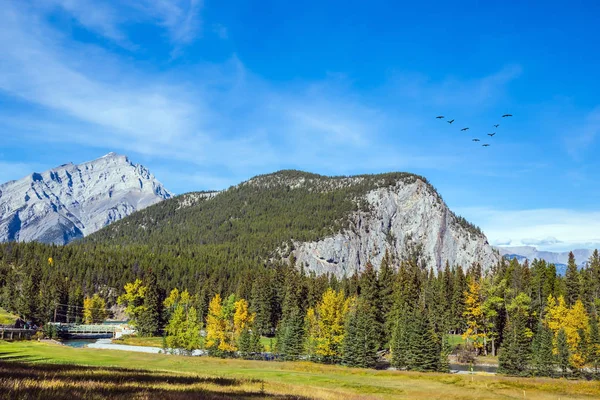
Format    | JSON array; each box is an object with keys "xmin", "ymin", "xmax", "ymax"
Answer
[
  {"xmin": 589, "ymin": 316, "xmax": 600, "ymax": 374},
  {"xmin": 137, "ymin": 270, "xmax": 164, "ymax": 336},
  {"xmin": 406, "ymin": 307, "xmax": 441, "ymax": 372},
  {"xmin": 342, "ymin": 299, "xmax": 378, "ymax": 368},
  {"xmin": 359, "ymin": 262, "xmax": 384, "ymax": 349},
  {"xmin": 238, "ymin": 328, "xmax": 253, "ymax": 358},
  {"xmin": 531, "ymin": 323, "xmax": 555, "ymax": 377},
  {"xmin": 557, "ymin": 328, "xmax": 570, "ymax": 377},
  {"xmin": 450, "ymin": 266, "xmax": 467, "ymax": 333},
  {"xmin": 18, "ymin": 263, "xmax": 41, "ymax": 324},
  {"xmin": 498, "ymin": 317, "xmax": 530, "ymax": 375},
  {"xmin": 565, "ymin": 252, "xmax": 580, "ymax": 307},
  {"xmin": 439, "ymin": 335, "xmax": 452, "ymax": 373},
  {"xmin": 378, "ymin": 249, "xmax": 395, "ymax": 343},
  {"xmin": 498, "ymin": 294, "xmax": 532, "ymax": 375},
  {"xmin": 276, "ymin": 308, "xmax": 305, "ymax": 360},
  {"xmin": 390, "ymin": 305, "xmax": 410, "ymax": 369}
]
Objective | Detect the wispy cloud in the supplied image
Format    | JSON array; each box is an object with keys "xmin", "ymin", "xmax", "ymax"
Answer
[
  {"xmin": 134, "ymin": 0, "xmax": 202, "ymax": 53},
  {"xmin": 566, "ymin": 106, "xmax": 600, "ymax": 159},
  {"xmin": 0, "ymin": 1, "xmax": 526, "ymax": 194},
  {"xmin": 38, "ymin": 0, "xmax": 202, "ymax": 49},
  {"xmin": 41, "ymin": 0, "xmax": 131, "ymax": 46}
]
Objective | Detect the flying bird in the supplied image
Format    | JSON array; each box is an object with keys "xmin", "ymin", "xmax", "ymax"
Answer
[
  {"xmin": 461, "ymin": 127, "xmax": 469, "ymax": 131},
  {"xmin": 482, "ymin": 144, "xmax": 490, "ymax": 147},
  {"xmin": 472, "ymin": 139, "xmax": 480, "ymax": 142},
  {"xmin": 502, "ymin": 114, "xmax": 512, "ymax": 118},
  {"xmin": 447, "ymin": 119, "xmax": 455, "ymax": 124},
  {"xmin": 493, "ymin": 124, "xmax": 500, "ymax": 128},
  {"xmin": 488, "ymin": 132, "xmax": 496, "ymax": 137},
  {"xmin": 436, "ymin": 116, "xmax": 444, "ymax": 119}
]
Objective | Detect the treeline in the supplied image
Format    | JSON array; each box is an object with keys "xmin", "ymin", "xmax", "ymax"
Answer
[{"xmin": 4, "ymin": 242, "xmax": 600, "ymax": 377}]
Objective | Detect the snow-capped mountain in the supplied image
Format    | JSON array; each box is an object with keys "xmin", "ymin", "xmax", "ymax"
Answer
[{"xmin": 0, "ymin": 153, "xmax": 172, "ymax": 244}]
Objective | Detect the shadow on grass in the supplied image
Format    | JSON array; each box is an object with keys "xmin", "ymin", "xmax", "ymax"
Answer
[{"xmin": 0, "ymin": 357, "xmax": 313, "ymax": 399}]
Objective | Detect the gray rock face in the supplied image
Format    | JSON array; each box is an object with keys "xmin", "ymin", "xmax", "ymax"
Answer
[
  {"xmin": 0, "ymin": 153, "xmax": 172, "ymax": 244},
  {"xmin": 291, "ymin": 179, "xmax": 500, "ymax": 275}
]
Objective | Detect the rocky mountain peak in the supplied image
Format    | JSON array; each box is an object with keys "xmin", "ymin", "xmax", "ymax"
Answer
[{"xmin": 0, "ymin": 154, "xmax": 172, "ymax": 244}]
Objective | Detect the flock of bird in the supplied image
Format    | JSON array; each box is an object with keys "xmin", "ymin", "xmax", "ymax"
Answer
[{"xmin": 435, "ymin": 114, "xmax": 512, "ymax": 147}]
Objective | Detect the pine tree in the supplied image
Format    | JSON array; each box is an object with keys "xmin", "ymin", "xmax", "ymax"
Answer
[
  {"xmin": 439, "ymin": 335, "xmax": 452, "ymax": 373},
  {"xmin": 342, "ymin": 299, "xmax": 378, "ymax": 368},
  {"xmin": 450, "ymin": 266, "xmax": 467, "ymax": 333},
  {"xmin": 18, "ymin": 263, "xmax": 41, "ymax": 324},
  {"xmin": 565, "ymin": 252, "xmax": 580, "ymax": 307},
  {"xmin": 531, "ymin": 323, "xmax": 555, "ymax": 377},
  {"xmin": 406, "ymin": 307, "xmax": 440, "ymax": 372},
  {"xmin": 238, "ymin": 328, "xmax": 253, "ymax": 358},
  {"xmin": 498, "ymin": 294, "xmax": 532, "ymax": 375},
  {"xmin": 390, "ymin": 305, "xmax": 410, "ymax": 369},
  {"xmin": 557, "ymin": 328, "xmax": 570, "ymax": 377},
  {"xmin": 136, "ymin": 269, "xmax": 164, "ymax": 336},
  {"xmin": 359, "ymin": 262, "xmax": 384, "ymax": 349},
  {"xmin": 498, "ymin": 318, "xmax": 530, "ymax": 375},
  {"xmin": 589, "ymin": 316, "xmax": 600, "ymax": 374},
  {"xmin": 378, "ymin": 250, "xmax": 395, "ymax": 343},
  {"xmin": 276, "ymin": 307, "xmax": 305, "ymax": 360}
]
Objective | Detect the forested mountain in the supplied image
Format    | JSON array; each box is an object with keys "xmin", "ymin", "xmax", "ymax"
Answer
[
  {"xmin": 0, "ymin": 153, "xmax": 172, "ymax": 245},
  {"xmin": 86, "ymin": 170, "xmax": 499, "ymax": 276}
]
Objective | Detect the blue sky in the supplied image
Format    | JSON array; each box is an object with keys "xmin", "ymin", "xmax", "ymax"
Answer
[{"xmin": 1, "ymin": 0, "xmax": 599, "ymax": 251}]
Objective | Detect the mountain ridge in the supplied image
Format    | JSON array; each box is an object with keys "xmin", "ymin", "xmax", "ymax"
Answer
[
  {"xmin": 86, "ymin": 169, "xmax": 500, "ymax": 276},
  {"xmin": 0, "ymin": 153, "xmax": 172, "ymax": 244}
]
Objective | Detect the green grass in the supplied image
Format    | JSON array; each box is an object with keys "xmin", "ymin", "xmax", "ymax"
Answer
[
  {"xmin": 447, "ymin": 334, "xmax": 465, "ymax": 348},
  {"xmin": 261, "ymin": 336, "xmax": 274, "ymax": 352},
  {"xmin": 112, "ymin": 335, "xmax": 165, "ymax": 348},
  {"xmin": 2, "ymin": 341, "xmax": 600, "ymax": 399},
  {"xmin": 114, "ymin": 335, "xmax": 273, "ymax": 352},
  {"xmin": 0, "ymin": 308, "xmax": 18, "ymax": 325}
]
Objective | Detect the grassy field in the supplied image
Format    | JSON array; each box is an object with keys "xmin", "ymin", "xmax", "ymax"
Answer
[
  {"xmin": 2, "ymin": 341, "xmax": 600, "ymax": 399},
  {"xmin": 113, "ymin": 335, "xmax": 165, "ymax": 347},
  {"xmin": 0, "ymin": 308, "xmax": 17, "ymax": 325},
  {"xmin": 115, "ymin": 335, "xmax": 275, "ymax": 351}
]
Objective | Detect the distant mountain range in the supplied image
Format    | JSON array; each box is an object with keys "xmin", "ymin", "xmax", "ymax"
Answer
[
  {"xmin": 495, "ymin": 246, "xmax": 595, "ymax": 274},
  {"xmin": 0, "ymin": 154, "xmax": 504, "ymax": 275},
  {"xmin": 0, "ymin": 153, "xmax": 172, "ymax": 244}
]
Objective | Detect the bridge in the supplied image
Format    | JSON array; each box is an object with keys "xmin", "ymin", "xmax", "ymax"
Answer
[
  {"xmin": 0, "ymin": 327, "xmax": 35, "ymax": 340},
  {"xmin": 54, "ymin": 323, "xmax": 120, "ymax": 339}
]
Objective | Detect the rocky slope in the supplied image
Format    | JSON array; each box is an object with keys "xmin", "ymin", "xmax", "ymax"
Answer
[
  {"xmin": 276, "ymin": 176, "xmax": 501, "ymax": 275},
  {"xmin": 0, "ymin": 153, "xmax": 172, "ymax": 244}
]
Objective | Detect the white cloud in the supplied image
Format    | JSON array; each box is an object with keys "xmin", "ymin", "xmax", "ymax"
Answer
[
  {"xmin": 42, "ymin": 0, "xmax": 131, "ymax": 46},
  {"xmin": 456, "ymin": 207, "xmax": 600, "ymax": 251},
  {"xmin": 0, "ymin": 2, "xmax": 525, "ymax": 193},
  {"xmin": 37, "ymin": 0, "xmax": 202, "ymax": 49},
  {"xmin": 134, "ymin": 0, "xmax": 202, "ymax": 48}
]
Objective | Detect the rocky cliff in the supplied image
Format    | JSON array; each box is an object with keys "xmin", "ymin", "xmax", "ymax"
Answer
[
  {"xmin": 0, "ymin": 153, "xmax": 172, "ymax": 244},
  {"xmin": 274, "ymin": 177, "xmax": 501, "ymax": 275}
]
